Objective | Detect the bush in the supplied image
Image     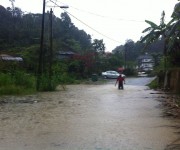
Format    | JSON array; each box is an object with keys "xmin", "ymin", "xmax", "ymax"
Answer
[
  {"xmin": 38, "ymin": 73, "xmax": 59, "ymax": 91},
  {"xmin": 124, "ymin": 68, "xmax": 137, "ymax": 76},
  {"xmin": 13, "ymin": 71, "xmax": 35, "ymax": 88},
  {"xmin": 0, "ymin": 71, "xmax": 36, "ymax": 95},
  {"xmin": 147, "ymin": 77, "xmax": 158, "ymax": 89},
  {"xmin": 0, "ymin": 73, "xmax": 13, "ymax": 86}
]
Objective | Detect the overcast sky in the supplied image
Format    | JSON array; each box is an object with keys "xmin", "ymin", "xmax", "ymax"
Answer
[{"xmin": 1, "ymin": 0, "xmax": 178, "ymax": 51}]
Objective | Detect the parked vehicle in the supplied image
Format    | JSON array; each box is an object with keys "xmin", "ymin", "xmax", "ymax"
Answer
[
  {"xmin": 102, "ymin": 70, "xmax": 125, "ymax": 79},
  {"xmin": 138, "ymin": 71, "xmax": 148, "ymax": 77}
]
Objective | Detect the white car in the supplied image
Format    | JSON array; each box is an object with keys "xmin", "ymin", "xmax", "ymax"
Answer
[{"xmin": 102, "ymin": 70, "xmax": 125, "ymax": 79}]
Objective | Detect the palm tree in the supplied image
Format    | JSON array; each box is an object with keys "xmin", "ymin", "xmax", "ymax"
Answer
[
  {"xmin": 141, "ymin": 11, "xmax": 167, "ymax": 47},
  {"xmin": 140, "ymin": 11, "xmax": 172, "ymax": 71},
  {"xmin": 166, "ymin": 2, "xmax": 180, "ymax": 66}
]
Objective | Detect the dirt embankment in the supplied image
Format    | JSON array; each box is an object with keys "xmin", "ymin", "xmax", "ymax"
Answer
[
  {"xmin": 155, "ymin": 68, "xmax": 180, "ymax": 119},
  {"xmin": 155, "ymin": 92, "xmax": 180, "ymax": 119}
]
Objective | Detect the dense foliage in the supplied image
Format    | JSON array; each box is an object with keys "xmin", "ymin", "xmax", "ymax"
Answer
[
  {"xmin": 140, "ymin": 3, "xmax": 180, "ymax": 68},
  {"xmin": 1, "ymin": 1, "xmax": 180, "ymax": 93}
]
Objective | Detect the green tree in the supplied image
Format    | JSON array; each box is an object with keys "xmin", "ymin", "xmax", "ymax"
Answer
[
  {"xmin": 92, "ymin": 39, "xmax": 105, "ymax": 54},
  {"xmin": 141, "ymin": 11, "xmax": 167, "ymax": 50},
  {"xmin": 140, "ymin": 11, "xmax": 172, "ymax": 71},
  {"xmin": 166, "ymin": 2, "xmax": 180, "ymax": 66}
]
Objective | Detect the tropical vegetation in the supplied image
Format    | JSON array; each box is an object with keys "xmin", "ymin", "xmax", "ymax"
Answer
[
  {"xmin": 140, "ymin": 2, "xmax": 180, "ymax": 91},
  {"xmin": 0, "ymin": 0, "xmax": 180, "ymax": 95}
]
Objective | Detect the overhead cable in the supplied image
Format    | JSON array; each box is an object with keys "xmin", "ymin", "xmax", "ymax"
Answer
[{"xmin": 49, "ymin": 0, "xmax": 122, "ymax": 44}]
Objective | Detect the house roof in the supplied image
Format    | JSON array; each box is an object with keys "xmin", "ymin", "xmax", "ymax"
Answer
[
  {"xmin": 57, "ymin": 51, "xmax": 76, "ymax": 55},
  {"xmin": 137, "ymin": 54, "xmax": 153, "ymax": 60},
  {"xmin": 0, "ymin": 54, "xmax": 23, "ymax": 61}
]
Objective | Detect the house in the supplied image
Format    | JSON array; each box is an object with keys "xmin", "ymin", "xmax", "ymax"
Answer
[
  {"xmin": 137, "ymin": 53, "xmax": 154, "ymax": 71},
  {"xmin": 0, "ymin": 54, "xmax": 23, "ymax": 62},
  {"xmin": 0, "ymin": 54, "xmax": 23, "ymax": 71},
  {"xmin": 56, "ymin": 51, "xmax": 76, "ymax": 60}
]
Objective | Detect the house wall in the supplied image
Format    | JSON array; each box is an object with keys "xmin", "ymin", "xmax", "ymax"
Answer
[{"xmin": 138, "ymin": 56, "xmax": 154, "ymax": 71}]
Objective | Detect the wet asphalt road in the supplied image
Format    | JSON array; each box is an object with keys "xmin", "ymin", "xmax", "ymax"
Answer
[{"xmin": 0, "ymin": 77, "xmax": 179, "ymax": 150}]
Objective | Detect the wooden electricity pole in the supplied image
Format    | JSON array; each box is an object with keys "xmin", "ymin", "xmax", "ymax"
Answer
[
  {"xmin": 37, "ymin": 0, "xmax": 46, "ymax": 90},
  {"xmin": 48, "ymin": 8, "xmax": 53, "ymax": 90}
]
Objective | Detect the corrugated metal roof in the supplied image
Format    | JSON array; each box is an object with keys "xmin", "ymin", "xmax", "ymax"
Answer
[
  {"xmin": 57, "ymin": 51, "xmax": 76, "ymax": 55},
  {"xmin": 0, "ymin": 54, "xmax": 23, "ymax": 61}
]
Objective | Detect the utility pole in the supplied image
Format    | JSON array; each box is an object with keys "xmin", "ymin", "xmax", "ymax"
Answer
[
  {"xmin": 124, "ymin": 44, "xmax": 127, "ymax": 69},
  {"xmin": 48, "ymin": 8, "xmax": 53, "ymax": 90},
  {"xmin": 37, "ymin": 0, "xmax": 46, "ymax": 91}
]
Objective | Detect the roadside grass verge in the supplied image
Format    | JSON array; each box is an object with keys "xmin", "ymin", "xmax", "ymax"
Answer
[
  {"xmin": 0, "ymin": 72, "xmax": 36, "ymax": 96},
  {"xmin": 0, "ymin": 72, "xmax": 107, "ymax": 96},
  {"xmin": 147, "ymin": 77, "xmax": 158, "ymax": 89}
]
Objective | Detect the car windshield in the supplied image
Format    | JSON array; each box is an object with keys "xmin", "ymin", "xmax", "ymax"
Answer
[{"xmin": 111, "ymin": 71, "xmax": 118, "ymax": 74}]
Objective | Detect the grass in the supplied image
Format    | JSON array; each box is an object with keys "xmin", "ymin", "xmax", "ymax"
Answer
[
  {"xmin": 0, "ymin": 72, "xmax": 36, "ymax": 96},
  {"xmin": 147, "ymin": 77, "xmax": 159, "ymax": 89}
]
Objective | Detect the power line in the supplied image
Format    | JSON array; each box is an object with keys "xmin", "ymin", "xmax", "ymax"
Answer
[
  {"xmin": 49, "ymin": 0, "xmax": 122, "ymax": 44},
  {"xmin": 52, "ymin": 0, "xmax": 58, "ymax": 12},
  {"xmin": 68, "ymin": 6, "xmax": 144, "ymax": 23},
  {"xmin": 52, "ymin": 0, "xmax": 145, "ymax": 23}
]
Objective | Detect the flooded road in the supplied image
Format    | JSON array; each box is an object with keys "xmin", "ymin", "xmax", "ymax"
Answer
[{"xmin": 0, "ymin": 77, "xmax": 180, "ymax": 150}]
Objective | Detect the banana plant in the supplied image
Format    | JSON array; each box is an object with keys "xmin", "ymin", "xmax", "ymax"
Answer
[
  {"xmin": 166, "ymin": 2, "xmax": 180, "ymax": 58},
  {"xmin": 140, "ymin": 11, "xmax": 168, "ymax": 55},
  {"xmin": 140, "ymin": 11, "xmax": 176, "ymax": 70}
]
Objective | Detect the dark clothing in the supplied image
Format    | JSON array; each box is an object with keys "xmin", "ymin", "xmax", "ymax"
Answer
[
  {"xmin": 116, "ymin": 75, "xmax": 125, "ymax": 89},
  {"xmin": 118, "ymin": 81, "xmax": 123, "ymax": 89}
]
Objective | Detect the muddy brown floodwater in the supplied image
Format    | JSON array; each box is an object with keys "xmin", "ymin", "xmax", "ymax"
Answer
[{"xmin": 0, "ymin": 77, "xmax": 180, "ymax": 150}]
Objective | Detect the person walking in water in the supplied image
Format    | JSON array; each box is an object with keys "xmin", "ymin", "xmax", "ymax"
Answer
[{"xmin": 115, "ymin": 74, "xmax": 125, "ymax": 90}]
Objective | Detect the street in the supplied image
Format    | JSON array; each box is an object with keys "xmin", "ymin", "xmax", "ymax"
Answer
[{"xmin": 0, "ymin": 77, "xmax": 179, "ymax": 150}]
